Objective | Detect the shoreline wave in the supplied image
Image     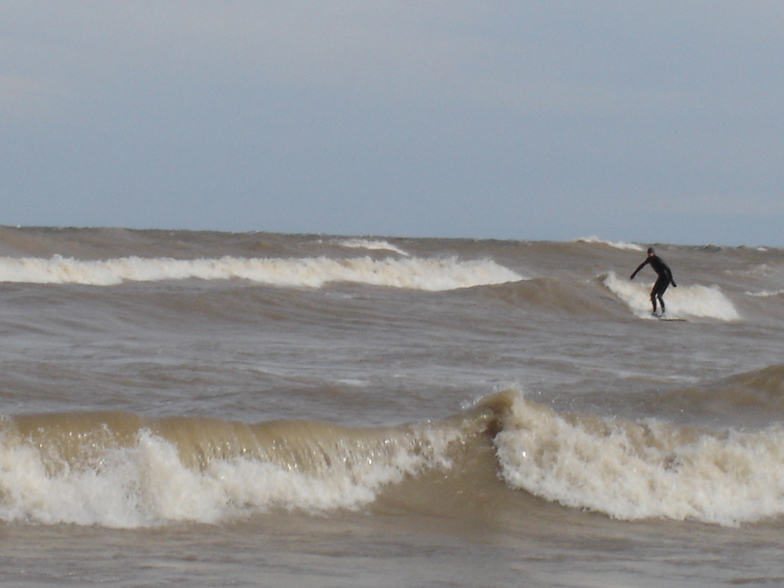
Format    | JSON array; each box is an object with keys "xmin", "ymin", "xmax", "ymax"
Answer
[{"xmin": 4, "ymin": 386, "xmax": 784, "ymax": 529}]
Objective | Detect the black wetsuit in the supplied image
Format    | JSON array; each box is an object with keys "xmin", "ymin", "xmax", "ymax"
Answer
[{"xmin": 630, "ymin": 253, "xmax": 677, "ymax": 315}]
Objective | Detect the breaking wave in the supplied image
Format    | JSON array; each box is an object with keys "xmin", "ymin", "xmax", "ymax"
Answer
[
  {"xmin": 0, "ymin": 255, "xmax": 523, "ymax": 291},
  {"xmin": 493, "ymin": 391, "xmax": 784, "ymax": 527}
]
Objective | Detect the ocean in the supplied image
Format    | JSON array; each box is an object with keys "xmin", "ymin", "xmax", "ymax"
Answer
[{"xmin": 1, "ymin": 226, "xmax": 784, "ymax": 587}]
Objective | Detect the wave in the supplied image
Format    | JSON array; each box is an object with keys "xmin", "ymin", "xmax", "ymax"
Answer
[
  {"xmin": 0, "ymin": 255, "xmax": 522, "ymax": 291},
  {"xmin": 602, "ymin": 271, "xmax": 740, "ymax": 321},
  {"xmin": 5, "ymin": 389, "xmax": 784, "ymax": 528}
]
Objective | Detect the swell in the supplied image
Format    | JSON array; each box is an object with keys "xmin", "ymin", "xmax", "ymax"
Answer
[{"xmin": 649, "ymin": 364, "xmax": 784, "ymax": 419}]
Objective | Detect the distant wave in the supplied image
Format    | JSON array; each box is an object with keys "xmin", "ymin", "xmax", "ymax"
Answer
[
  {"xmin": 0, "ymin": 255, "xmax": 523, "ymax": 291},
  {"xmin": 4, "ymin": 389, "xmax": 784, "ymax": 528},
  {"xmin": 575, "ymin": 236, "xmax": 644, "ymax": 251},
  {"xmin": 335, "ymin": 238, "xmax": 410, "ymax": 256},
  {"xmin": 746, "ymin": 289, "xmax": 784, "ymax": 298},
  {"xmin": 602, "ymin": 271, "xmax": 740, "ymax": 321}
]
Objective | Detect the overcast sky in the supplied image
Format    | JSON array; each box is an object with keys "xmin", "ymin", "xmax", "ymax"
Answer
[{"xmin": 2, "ymin": 2, "xmax": 783, "ymax": 246}]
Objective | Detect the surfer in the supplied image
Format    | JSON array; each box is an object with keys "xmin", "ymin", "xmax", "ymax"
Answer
[{"xmin": 630, "ymin": 247, "xmax": 677, "ymax": 316}]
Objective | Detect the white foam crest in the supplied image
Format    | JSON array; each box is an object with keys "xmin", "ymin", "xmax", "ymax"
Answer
[
  {"xmin": 746, "ymin": 289, "xmax": 784, "ymax": 298},
  {"xmin": 495, "ymin": 393, "xmax": 784, "ymax": 526},
  {"xmin": 602, "ymin": 271, "xmax": 740, "ymax": 321},
  {"xmin": 0, "ymin": 428, "xmax": 455, "ymax": 528},
  {"xmin": 575, "ymin": 236, "xmax": 644, "ymax": 251},
  {"xmin": 0, "ymin": 255, "xmax": 523, "ymax": 291},
  {"xmin": 336, "ymin": 238, "xmax": 410, "ymax": 256}
]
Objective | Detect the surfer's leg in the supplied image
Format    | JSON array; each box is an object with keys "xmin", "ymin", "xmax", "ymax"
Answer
[{"xmin": 652, "ymin": 278, "xmax": 669, "ymax": 316}]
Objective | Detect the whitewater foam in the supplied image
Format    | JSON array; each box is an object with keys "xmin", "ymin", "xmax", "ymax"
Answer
[
  {"xmin": 0, "ymin": 255, "xmax": 523, "ymax": 291},
  {"xmin": 494, "ymin": 392, "xmax": 784, "ymax": 526},
  {"xmin": 602, "ymin": 272, "xmax": 740, "ymax": 321}
]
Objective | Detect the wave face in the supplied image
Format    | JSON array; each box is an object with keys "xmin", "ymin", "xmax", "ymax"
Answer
[{"xmin": 0, "ymin": 255, "xmax": 523, "ymax": 290}]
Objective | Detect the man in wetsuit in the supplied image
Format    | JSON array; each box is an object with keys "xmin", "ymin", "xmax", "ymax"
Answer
[{"xmin": 630, "ymin": 247, "xmax": 677, "ymax": 316}]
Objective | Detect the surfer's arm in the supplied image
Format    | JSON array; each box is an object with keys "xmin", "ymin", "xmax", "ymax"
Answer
[{"xmin": 630, "ymin": 260, "xmax": 647, "ymax": 280}]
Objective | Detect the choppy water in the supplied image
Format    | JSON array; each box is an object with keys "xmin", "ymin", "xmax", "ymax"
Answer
[{"xmin": 2, "ymin": 226, "xmax": 784, "ymax": 586}]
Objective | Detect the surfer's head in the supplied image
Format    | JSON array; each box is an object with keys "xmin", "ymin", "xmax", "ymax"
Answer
[{"xmin": 647, "ymin": 247, "xmax": 655, "ymax": 256}]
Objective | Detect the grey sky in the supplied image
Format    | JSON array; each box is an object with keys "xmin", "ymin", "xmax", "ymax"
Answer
[{"xmin": 2, "ymin": 2, "xmax": 783, "ymax": 246}]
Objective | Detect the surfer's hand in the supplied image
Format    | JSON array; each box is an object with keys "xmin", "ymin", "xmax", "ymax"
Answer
[{"xmin": 672, "ymin": 282, "xmax": 677, "ymax": 287}]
